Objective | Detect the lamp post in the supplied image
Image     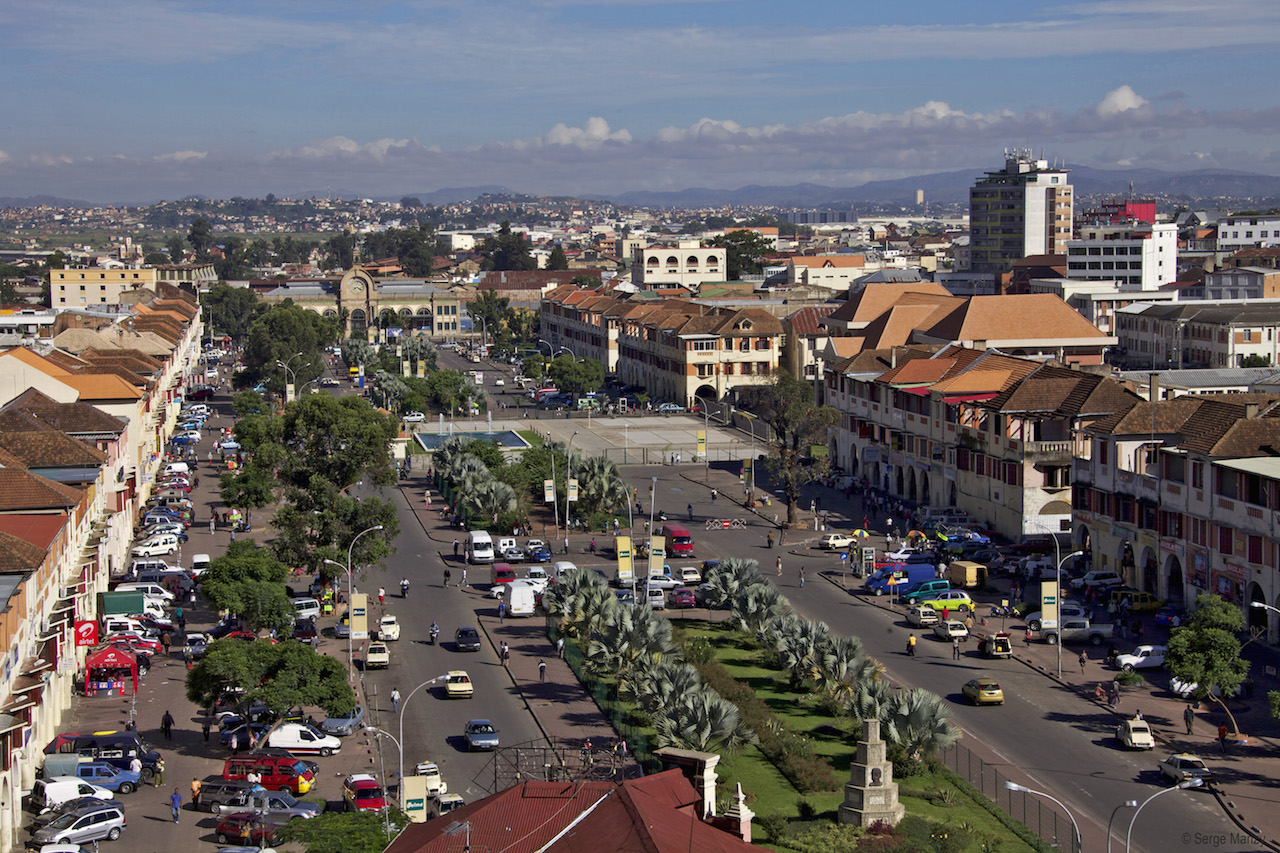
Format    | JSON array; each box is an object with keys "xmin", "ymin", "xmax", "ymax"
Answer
[
  {"xmin": 557, "ymin": 345, "xmax": 575, "ymax": 359},
  {"xmin": 276, "ymin": 351, "xmax": 303, "ymax": 403},
  {"xmin": 1107, "ymin": 799, "xmax": 1138, "ymax": 853},
  {"xmin": 1124, "ymin": 779, "xmax": 1203, "ymax": 853},
  {"xmin": 564, "ymin": 431, "xmax": 580, "ymax": 552},
  {"xmin": 365, "ymin": 673, "xmax": 448, "ymax": 792},
  {"xmin": 700, "ymin": 408, "xmax": 711, "ymax": 482},
  {"xmin": 1250, "ymin": 600, "xmax": 1280, "ymax": 643},
  {"xmin": 1056, "ymin": 550, "xmax": 1084, "ymax": 679},
  {"xmin": 744, "ymin": 413, "xmax": 758, "ymax": 497},
  {"xmin": 623, "ymin": 423, "xmax": 630, "ymax": 464},
  {"xmin": 616, "ymin": 477, "xmax": 635, "ymax": 599},
  {"xmin": 323, "ymin": 523, "xmax": 384, "ymax": 681},
  {"xmin": 647, "ymin": 474, "xmax": 658, "ymax": 569},
  {"xmin": 1004, "ymin": 781, "xmax": 1081, "ymax": 853}
]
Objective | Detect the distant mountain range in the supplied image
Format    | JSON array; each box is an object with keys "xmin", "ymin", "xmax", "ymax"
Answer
[
  {"xmin": 0, "ymin": 195, "xmax": 94, "ymax": 209},
  {"xmin": 607, "ymin": 166, "xmax": 1280, "ymax": 209}
]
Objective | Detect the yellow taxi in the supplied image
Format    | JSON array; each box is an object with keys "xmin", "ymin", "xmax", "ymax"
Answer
[{"xmin": 445, "ymin": 670, "xmax": 473, "ymax": 699}]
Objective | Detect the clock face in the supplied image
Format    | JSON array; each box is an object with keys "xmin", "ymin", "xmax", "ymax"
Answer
[{"xmin": 351, "ymin": 281, "xmax": 365, "ymax": 293}]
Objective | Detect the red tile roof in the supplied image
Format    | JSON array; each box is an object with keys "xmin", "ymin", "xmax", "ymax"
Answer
[{"xmin": 0, "ymin": 469, "xmax": 84, "ymax": 512}]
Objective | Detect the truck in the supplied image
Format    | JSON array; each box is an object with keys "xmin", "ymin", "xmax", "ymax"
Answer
[
  {"xmin": 505, "ymin": 582, "xmax": 537, "ymax": 617},
  {"xmin": 946, "ymin": 560, "xmax": 987, "ymax": 590},
  {"xmin": 865, "ymin": 563, "xmax": 934, "ymax": 596},
  {"xmin": 97, "ymin": 591, "xmax": 149, "ymax": 618},
  {"xmin": 1041, "ymin": 619, "xmax": 1108, "ymax": 646}
]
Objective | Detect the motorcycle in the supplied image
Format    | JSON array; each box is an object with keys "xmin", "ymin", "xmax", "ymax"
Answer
[{"xmin": 429, "ymin": 624, "xmax": 439, "ymax": 645}]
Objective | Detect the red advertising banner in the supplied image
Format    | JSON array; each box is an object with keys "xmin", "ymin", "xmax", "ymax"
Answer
[{"xmin": 74, "ymin": 621, "xmax": 98, "ymax": 647}]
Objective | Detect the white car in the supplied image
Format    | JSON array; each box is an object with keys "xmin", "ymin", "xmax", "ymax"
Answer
[
  {"xmin": 645, "ymin": 588, "xmax": 666, "ymax": 609},
  {"xmin": 415, "ymin": 761, "xmax": 448, "ymax": 796},
  {"xmin": 819, "ymin": 533, "xmax": 855, "ymax": 550},
  {"xmin": 1116, "ymin": 718, "xmax": 1156, "ymax": 750},
  {"xmin": 906, "ymin": 606, "xmax": 940, "ymax": 627},
  {"xmin": 378, "ymin": 615, "xmax": 400, "ymax": 641},
  {"xmin": 645, "ymin": 574, "xmax": 680, "ymax": 591},
  {"xmin": 1116, "ymin": 644, "xmax": 1168, "ymax": 672},
  {"xmin": 403, "ymin": 412, "xmax": 426, "ymax": 423},
  {"xmin": 679, "ymin": 566, "xmax": 702, "ymax": 585},
  {"xmin": 933, "ymin": 620, "xmax": 969, "ymax": 641},
  {"xmin": 493, "ymin": 378, "xmax": 505, "ymax": 387},
  {"xmin": 266, "ymin": 723, "xmax": 342, "ymax": 756}
]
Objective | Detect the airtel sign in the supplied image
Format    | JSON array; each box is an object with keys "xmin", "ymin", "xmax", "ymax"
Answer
[{"xmin": 74, "ymin": 621, "xmax": 98, "ymax": 647}]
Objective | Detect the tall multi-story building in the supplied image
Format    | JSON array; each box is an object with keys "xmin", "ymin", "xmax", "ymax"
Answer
[
  {"xmin": 968, "ymin": 150, "xmax": 1073, "ymax": 274},
  {"xmin": 632, "ymin": 241, "xmax": 726, "ymax": 290},
  {"xmin": 51, "ymin": 266, "xmax": 157, "ymax": 307},
  {"xmin": 1217, "ymin": 215, "xmax": 1280, "ymax": 252},
  {"xmin": 1065, "ymin": 222, "xmax": 1178, "ymax": 290}
]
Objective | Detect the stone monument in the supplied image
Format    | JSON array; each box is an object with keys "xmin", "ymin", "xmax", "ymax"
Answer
[{"xmin": 838, "ymin": 719, "xmax": 904, "ymax": 828}]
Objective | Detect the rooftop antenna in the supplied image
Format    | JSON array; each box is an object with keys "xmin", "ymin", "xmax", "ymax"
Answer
[{"xmin": 442, "ymin": 820, "xmax": 471, "ymax": 851}]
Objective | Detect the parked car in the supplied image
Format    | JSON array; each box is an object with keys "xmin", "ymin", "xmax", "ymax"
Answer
[
  {"xmin": 645, "ymin": 588, "xmax": 666, "ymax": 609},
  {"xmin": 343, "ymin": 774, "xmax": 387, "ymax": 812},
  {"xmin": 403, "ymin": 412, "xmax": 426, "ymax": 423},
  {"xmin": 30, "ymin": 801, "xmax": 125, "ymax": 846},
  {"xmin": 526, "ymin": 540, "xmax": 552, "ymax": 562},
  {"xmin": 1069, "ymin": 570, "xmax": 1123, "ymax": 592},
  {"xmin": 265, "ymin": 723, "xmax": 342, "ymax": 756},
  {"xmin": 614, "ymin": 589, "xmax": 635, "ymax": 604},
  {"xmin": 214, "ymin": 811, "xmax": 292, "ymax": 846},
  {"xmin": 678, "ymin": 566, "xmax": 702, "ymax": 585},
  {"xmin": 906, "ymin": 606, "xmax": 940, "ymax": 627},
  {"xmin": 818, "ymin": 533, "xmax": 855, "ymax": 550},
  {"xmin": 213, "ymin": 787, "xmax": 322, "ymax": 820},
  {"xmin": 1116, "ymin": 644, "xmax": 1168, "ymax": 672},
  {"xmin": 656, "ymin": 403, "xmax": 685, "ymax": 413},
  {"xmin": 364, "ymin": 641, "xmax": 390, "ymax": 669},
  {"xmin": 454, "ymin": 627, "xmax": 482, "ymax": 652},
  {"xmin": 961, "ymin": 678, "xmax": 1004, "ymax": 706},
  {"xmin": 1116, "ymin": 718, "xmax": 1156, "ymax": 750},
  {"xmin": 464, "ymin": 719, "xmax": 500, "ymax": 751},
  {"xmin": 1042, "ymin": 619, "xmax": 1108, "ymax": 646},
  {"xmin": 320, "ymin": 705, "xmax": 366, "ymax": 737},
  {"xmin": 415, "ymin": 761, "xmax": 448, "ymax": 796},
  {"xmin": 378, "ymin": 615, "xmax": 400, "ymax": 641},
  {"xmin": 916, "ymin": 590, "xmax": 974, "ymax": 613},
  {"xmin": 668, "ymin": 588, "xmax": 695, "ymax": 608}
]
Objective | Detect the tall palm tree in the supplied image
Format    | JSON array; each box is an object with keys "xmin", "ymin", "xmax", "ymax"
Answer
[
  {"xmin": 882, "ymin": 687, "xmax": 960, "ymax": 762},
  {"xmin": 432, "ymin": 436, "xmax": 467, "ymax": 475},
  {"xmin": 575, "ymin": 455, "xmax": 626, "ymax": 514},
  {"xmin": 634, "ymin": 661, "xmax": 704, "ymax": 717},
  {"xmin": 817, "ymin": 635, "xmax": 878, "ymax": 704},
  {"xmin": 700, "ymin": 558, "xmax": 763, "ymax": 610},
  {"xmin": 466, "ymin": 479, "xmax": 517, "ymax": 523},
  {"xmin": 583, "ymin": 605, "xmax": 678, "ymax": 696},
  {"xmin": 542, "ymin": 568, "xmax": 613, "ymax": 638},
  {"xmin": 849, "ymin": 677, "xmax": 897, "ymax": 723},
  {"xmin": 732, "ymin": 582, "xmax": 788, "ymax": 635},
  {"xmin": 652, "ymin": 691, "xmax": 758, "ymax": 752},
  {"xmin": 772, "ymin": 617, "xmax": 830, "ymax": 688}
]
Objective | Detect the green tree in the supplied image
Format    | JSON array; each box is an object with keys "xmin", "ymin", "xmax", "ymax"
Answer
[
  {"xmin": 1242, "ymin": 354, "xmax": 1272, "ymax": 368},
  {"xmin": 479, "ymin": 220, "xmax": 536, "ymax": 271},
  {"xmin": 739, "ymin": 370, "xmax": 840, "ymax": 526},
  {"xmin": 652, "ymin": 690, "xmax": 757, "ymax": 753},
  {"xmin": 197, "ymin": 540, "xmax": 295, "ymax": 634},
  {"xmin": 706, "ymin": 229, "xmax": 773, "ymax": 280},
  {"xmin": 546, "ymin": 353, "xmax": 603, "ymax": 395},
  {"xmin": 399, "ymin": 196, "xmax": 422, "ymax": 209},
  {"xmin": 277, "ymin": 809, "xmax": 409, "ymax": 853},
  {"xmin": 522, "ymin": 353, "xmax": 546, "ymax": 380},
  {"xmin": 1167, "ymin": 593, "xmax": 1251, "ymax": 734},
  {"xmin": 142, "ymin": 251, "xmax": 170, "ymax": 265},
  {"xmin": 186, "ymin": 638, "xmax": 355, "ymax": 724},
  {"xmin": 324, "ymin": 233, "xmax": 357, "ymax": 270},
  {"xmin": 465, "ymin": 288, "xmax": 511, "ymax": 340},
  {"xmin": 547, "ymin": 244, "xmax": 569, "ymax": 270},
  {"xmin": 243, "ymin": 302, "xmax": 337, "ymax": 394},
  {"xmin": 203, "ymin": 283, "xmax": 263, "ymax": 344},
  {"xmin": 188, "ymin": 216, "xmax": 216, "ymax": 258},
  {"xmin": 165, "ymin": 235, "xmax": 185, "ymax": 264}
]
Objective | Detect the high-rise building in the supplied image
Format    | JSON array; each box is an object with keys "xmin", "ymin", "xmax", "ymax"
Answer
[
  {"xmin": 967, "ymin": 149, "xmax": 1073, "ymax": 273},
  {"xmin": 1065, "ymin": 222, "xmax": 1178, "ymax": 290}
]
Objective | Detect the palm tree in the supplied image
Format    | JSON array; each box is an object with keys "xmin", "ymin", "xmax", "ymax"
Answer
[
  {"xmin": 817, "ymin": 635, "xmax": 879, "ymax": 704},
  {"xmin": 432, "ymin": 436, "xmax": 467, "ymax": 475},
  {"xmin": 882, "ymin": 687, "xmax": 960, "ymax": 762},
  {"xmin": 465, "ymin": 479, "xmax": 517, "ymax": 523},
  {"xmin": 542, "ymin": 568, "xmax": 613, "ymax": 638},
  {"xmin": 634, "ymin": 661, "xmax": 704, "ymax": 717},
  {"xmin": 731, "ymin": 581, "xmax": 788, "ymax": 635},
  {"xmin": 772, "ymin": 617, "xmax": 830, "ymax": 688},
  {"xmin": 583, "ymin": 605, "xmax": 678, "ymax": 696},
  {"xmin": 700, "ymin": 558, "xmax": 763, "ymax": 609},
  {"xmin": 575, "ymin": 455, "xmax": 626, "ymax": 514},
  {"xmin": 849, "ymin": 677, "xmax": 897, "ymax": 723},
  {"xmin": 652, "ymin": 691, "xmax": 758, "ymax": 752}
]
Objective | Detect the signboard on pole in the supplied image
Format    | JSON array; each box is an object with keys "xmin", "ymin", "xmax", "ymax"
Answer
[
  {"xmin": 1038, "ymin": 581, "xmax": 1059, "ymax": 630},
  {"xmin": 861, "ymin": 547, "xmax": 877, "ymax": 575},
  {"xmin": 567, "ymin": 478, "xmax": 579, "ymax": 503},
  {"xmin": 543, "ymin": 479, "xmax": 555, "ymax": 503},
  {"xmin": 616, "ymin": 536, "xmax": 633, "ymax": 584},
  {"xmin": 648, "ymin": 535, "xmax": 666, "ymax": 577},
  {"xmin": 696, "ymin": 430, "xmax": 707, "ymax": 457},
  {"xmin": 75, "ymin": 621, "xmax": 98, "ymax": 647},
  {"xmin": 351, "ymin": 592, "xmax": 370, "ymax": 640},
  {"xmin": 402, "ymin": 776, "xmax": 427, "ymax": 823}
]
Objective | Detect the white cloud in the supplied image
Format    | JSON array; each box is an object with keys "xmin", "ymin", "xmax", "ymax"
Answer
[
  {"xmin": 543, "ymin": 118, "xmax": 631, "ymax": 148},
  {"xmin": 1096, "ymin": 85, "xmax": 1149, "ymax": 118},
  {"xmin": 155, "ymin": 150, "xmax": 206, "ymax": 163},
  {"xmin": 0, "ymin": 150, "xmax": 10, "ymax": 165}
]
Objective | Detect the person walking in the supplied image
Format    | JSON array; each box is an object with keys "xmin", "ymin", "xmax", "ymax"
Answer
[
  {"xmin": 209, "ymin": 517, "xmax": 215, "ymax": 535},
  {"xmin": 201, "ymin": 714, "xmax": 212, "ymax": 742},
  {"xmin": 453, "ymin": 538, "xmax": 460, "ymax": 557},
  {"xmin": 538, "ymin": 659, "xmax": 547, "ymax": 682},
  {"xmin": 1184, "ymin": 703, "xmax": 1196, "ymax": 735},
  {"xmin": 169, "ymin": 788, "xmax": 183, "ymax": 823},
  {"xmin": 191, "ymin": 778, "xmax": 202, "ymax": 806},
  {"xmin": 377, "ymin": 587, "xmax": 385, "ymax": 605},
  {"xmin": 710, "ymin": 489, "xmax": 717, "ymax": 504},
  {"xmin": 390, "ymin": 687, "xmax": 401, "ymax": 713},
  {"xmin": 498, "ymin": 601, "xmax": 506, "ymax": 623},
  {"xmin": 161, "ymin": 710, "xmax": 175, "ymax": 741},
  {"xmin": 1078, "ymin": 651, "xmax": 1087, "ymax": 674},
  {"xmin": 687, "ymin": 503, "xmax": 693, "ymax": 521},
  {"xmin": 161, "ymin": 631, "xmax": 171, "ymax": 655},
  {"xmin": 499, "ymin": 642, "xmax": 508, "ymax": 665},
  {"xmin": 799, "ymin": 566, "xmax": 806, "ymax": 588},
  {"xmin": 1024, "ymin": 628, "xmax": 1032, "ymax": 647},
  {"xmin": 951, "ymin": 637, "xmax": 960, "ymax": 660},
  {"xmin": 1218, "ymin": 723, "xmax": 1229, "ymax": 753},
  {"xmin": 556, "ymin": 636, "xmax": 565, "ymax": 658},
  {"xmin": 776, "ymin": 556, "xmax": 783, "ymax": 577},
  {"xmin": 460, "ymin": 569, "xmax": 468, "ymax": 588}
]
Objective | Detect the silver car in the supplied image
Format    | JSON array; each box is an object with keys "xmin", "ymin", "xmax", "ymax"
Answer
[{"xmin": 31, "ymin": 802, "xmax": 125, "ymax": 845}]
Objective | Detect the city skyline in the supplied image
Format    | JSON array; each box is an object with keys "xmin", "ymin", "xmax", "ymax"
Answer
[{"xmin": 4, "ymin": 0, "xmax": 1280, "ymax": 203}]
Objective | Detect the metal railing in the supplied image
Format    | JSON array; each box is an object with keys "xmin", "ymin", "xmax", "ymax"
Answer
[{"xmin": 935, "ymin": 741, "xmax": 1079, "ymax": 853}]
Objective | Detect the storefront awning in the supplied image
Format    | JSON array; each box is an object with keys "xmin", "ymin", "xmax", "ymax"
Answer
[{"xmin": 943, "ymin": 393, "xmax": 999, "ymax": 404}]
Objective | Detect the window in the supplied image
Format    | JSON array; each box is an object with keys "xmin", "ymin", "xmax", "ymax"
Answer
[
  {"xmin": 1218, "ymin": 526, "xmax": 1233, "ymax": 555},
  {"xmin": 690, "ymin": 340, "xmax": 715, "ymax": 351}
]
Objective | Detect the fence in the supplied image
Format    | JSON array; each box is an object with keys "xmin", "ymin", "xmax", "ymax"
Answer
[{"xmin": 936, "ymin": 741, "xmax": 1080, "ymax": 853}]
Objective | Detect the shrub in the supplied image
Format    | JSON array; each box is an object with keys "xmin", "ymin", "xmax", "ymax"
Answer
[
  {"xmin": 1117, "ymin": 671, "xmax": 1145, "ymax": 687},
  {"xmin": 757, "ymin": 813, "xmax": 791, "ymax": 843},
  {"xmin": 796, "ymin": 798, "xmax": 816, "ymax": 819},
  {"xmin": 683, "ymin": 637, "xmax": 714, "ymax": 665}
]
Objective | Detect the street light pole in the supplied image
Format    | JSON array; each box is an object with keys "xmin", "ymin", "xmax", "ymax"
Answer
[
  {"xmin": 323, "ymin": 523, "xmax": 385, "ymax": 681},
  {"xmin": 616, "ymin": 477, "xmax": 635, "ymax": 599},
  {"xmin": 1004, "ymin": 781, "xmax": 1081, "ymax": 853},
  {"xmin": 564, "ymin": 431, "xmax": 580, "ymax": 553},
  {"xmin": 365, "ymin": 673, "xmax": 447, "ymax": 791},
  {"xmin": 701, "ymin": 409, "xmax": 710, "ymax": 483},
  {"xmin": 276, "ymin": 351, "xmax": 303, "ymax": 403},
  {"xmin": 1056, "ymin": 550, "xmax": 1084, "ymax": 679},
  {"xmin": 1107, "ymin": 799, "xmax": 1138, "ymax": 853},
  {"xmin": 1124, "ymin": 779, "xmax": 1203, "ymax": 853}
]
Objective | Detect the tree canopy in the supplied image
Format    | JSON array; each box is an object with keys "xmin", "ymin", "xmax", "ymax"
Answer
[
  {"xmin": 242, "ymin": 301, "xmax": 339, "ymax": 394},
  {"xmin": 547, "ymin": 244, "xmax": 569, "ymax": 270},
  {"xmin": 705, "ymin": 229, "xmax": 773, "ymax": 280},
  {"xmin": 203, "ymin": 283, "xmax": 264, "ymax": 344},
  {"xmin": 739, "ymin": 371, "xmax": 840, "ymax": 526},
  {"xmin": 479, "ymin": 221, "xmax": 536, "ymax": 271},
  {"xmin": 1167, "ymin": 593, "xmax": 1251, "ymax": 733},
  {"xmin": 186, "ymin": 637, "xmax": 355, "ymax": 718},
  {"xmin": 547, "ymin": 353, "xmax": 604, "ymax": 395},
  {"xmin": 197, "ymin": 540, "xmax": 295, "ymax": 634}
]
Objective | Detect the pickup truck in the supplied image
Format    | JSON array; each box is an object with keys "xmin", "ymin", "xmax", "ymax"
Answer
[
  {"xmin": 214, "ymin": 788, "xmax": 323, "ymax": 819},
  {"xmin": 41, "ymin": 758, "xmax": 141, "ymax": 794},
  {"xmin": 1041, "ymin": 619, "xmax": 1108, "ymax": 646}
]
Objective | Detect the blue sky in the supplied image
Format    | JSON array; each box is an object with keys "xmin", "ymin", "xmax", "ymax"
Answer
[{"xmin": 3, "ymin": 0, "xmax": 1280, "ymax": 203}]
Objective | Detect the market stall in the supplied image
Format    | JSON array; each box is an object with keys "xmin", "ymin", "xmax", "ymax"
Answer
[{"xmin": 82, "ymin": 646, "xmax": 138, "ymax": 697}]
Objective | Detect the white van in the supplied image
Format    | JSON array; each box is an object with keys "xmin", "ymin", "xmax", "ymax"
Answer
[
  {"xmin": 162, "ymin": 462, "xmax": 190, "ymax": 477},
  {"xmin": 136, "ymin": 568, "xmax": 192, "ymax": 593},
  {"xmin": 190, "ymin": 553, "xmax": 211, "ymax": 576},
  {"xmin": 505, "ymin": 582, "xmax": 537, "ymax": 616},
  {"xmin": 551, "ymin": 561, "xmax": 578, "ymax": 579},
  {"xmin": 291, "ymin": 598, "xmax": 321, "ymax": 620},
  {"xmin": 132, "ymin": 534, "xmax": 179, "ymax": 557},
  {"xmin": 113, "ymin": 583, "xmax": 176, "ymax": 603},
  {"xmin": 29, "ymin": 777, "xmax": 115, "ymax": 812},
  {"xmin": 465, "ymin": 531, "xmax": 495, "ymax": 565}
]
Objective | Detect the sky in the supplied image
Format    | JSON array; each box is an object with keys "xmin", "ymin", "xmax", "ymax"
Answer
[{"xmin": 3, "ymin": 0, "xmax": 1280, "ymax": 204}]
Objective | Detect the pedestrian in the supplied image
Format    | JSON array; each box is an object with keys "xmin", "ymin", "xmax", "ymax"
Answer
[
  {"xmin": 461, "ymin": 569, "xmax": 468, "ymax": 588},
  {"xmin": 161, "ymin": 632, "xmax": 171, "ymax": 655},
  {"xmin": 391, "ymin": 687, "xmax": 401, "ymax": 713},
  {"xmin": 443, "ymin": 568, "xmax": 451, "ymax": 587},
  {"xmin": 129, "ymin": 755, "xmax": 142, "ymax": 780},
  {"xmin": 711, "ymin": 489, "xmax": 717, "ymax": 504},
  {"xmin": 1079, "ymin": 651, "xmax": 1087, "ymax": 674},
  {"xmin": 191, "ymin": 778, "xmax": 202, "ymax": 805},
  {"xmin": 155, "ymin": 756, "xmax": 165, "ymax": 786},
  {"xmin": 498, "ymin": 601, "xmax": 506, "ymax": 623},
  {"xmin": 378, "ymin": 587, "xmax": 385, "ymax": 604},
  {"xmin": 1218, "ymin": 723, "xmax": 1229, "ymax": 753},
  {"xmin": 556, "ymin": 636, "xmax": 565, "ymax": 658},
  {"xmin": 1024, "ymin": 628, "xmax": 1032, "ymax": 647},
  {"xmin": 538, "ymin": 659, "xmax": 547, "ymax": 682},
  {"xmin": 194, "ymin": 475, "xmax": 200, "ymax": 488},
  {"xmin": 952, "ymin": 637, "xmax": 960, "ymax": 660},
  {"xmin": 202, "ymin": 714, "xmax": 211, "ymax": 742},
  {"xmin": 209, "ymin": 517, "xmax": 215, "ymax": 535},
  {"xmin": 161, "ymin": 709, "xmax": 175, "ymax": 740},
  {"xmin": 169, "ymin": 788, "xmax": 183, "ymax": 823},
  {"xmin": 776, "ymin": 556, "xmax": 783, "ymax": 577},
  {"xmin": 1184, "ymin": 703, "xmax": 1195, "ymax": 735},
  {"xmin": 799, "ymin": 566, "xmax": 806, "ymax": 588},
  {"xmin": 941, "ymin": 607, "xmax": 949, "ymax": 622},
  {"xmin": 502, "ymin": 644, "xmax": 510, "ymax": 665},
  {"xmin": 687, "ymin": 503, "xmax": 693, "ymax": 521},
  {"xmin": 453, "ymin": 538, "xmax": 460, "ymax": 557},
  {"xmin": 618, "ymin": 737, "xmax": 628, "ymax": 758}
]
